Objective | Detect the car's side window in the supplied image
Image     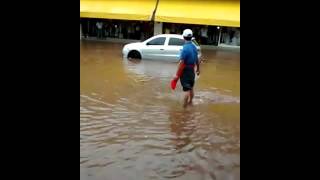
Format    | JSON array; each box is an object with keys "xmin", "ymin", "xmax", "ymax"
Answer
[
  {"xmin": 147, "ymin": 37, "xmax": 166, "ymax": 45},
  {"xmin": 168, "ymin": 38, "xmax": 185, "ymax": 46}
]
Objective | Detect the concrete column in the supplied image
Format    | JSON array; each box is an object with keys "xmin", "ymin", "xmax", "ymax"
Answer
[
  {"xmin": 153, "ymin": 22, "xmax": 163, "ymax": 36},
  {"xmin": 218, "ymin": 27, "xmax": 221, "ymax": 46},
  {"xmin": 80, "ymin": 23, "xmax": 82, "ymax": 40}
]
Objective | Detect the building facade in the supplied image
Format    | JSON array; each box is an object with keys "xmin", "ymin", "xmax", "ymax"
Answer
[{"xmin": 80, "ymin": 0, "xmax": 240, "ymax": 47}]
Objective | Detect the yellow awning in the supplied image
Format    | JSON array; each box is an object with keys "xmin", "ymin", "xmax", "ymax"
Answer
[
  {"xmin": 155, "ymin": 0, "xmax": 240, "ymax": 27},
  {"xmin": 80, "ymin": 0, "xmax": 157, "ymax": 21}
]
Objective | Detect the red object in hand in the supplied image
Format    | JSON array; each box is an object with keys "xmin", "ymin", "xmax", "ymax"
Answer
[
  {"xmin": 170, "ymin": 63, "xmax": 186, "ymax": 90},
  {"xmin": 170, "ymin": 79, "xmax": 178, "ymax": 90}
]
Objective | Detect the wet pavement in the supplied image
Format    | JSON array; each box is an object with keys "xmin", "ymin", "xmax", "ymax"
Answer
[{"xmin": 80, "ymin": 40, "xmax": 240, "ymax": 180}]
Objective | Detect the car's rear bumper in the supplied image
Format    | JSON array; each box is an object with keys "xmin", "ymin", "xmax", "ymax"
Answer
[{"xmin": 122, "ymin": 48, "xmax": 129, "ymax": 57}]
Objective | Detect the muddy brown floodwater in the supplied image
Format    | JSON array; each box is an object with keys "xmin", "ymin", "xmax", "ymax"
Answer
[{"xmin": 80, "ymin": 40, "xmax": 240, "ymax": 180}]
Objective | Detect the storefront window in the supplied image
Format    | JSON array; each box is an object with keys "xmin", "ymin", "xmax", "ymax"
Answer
[
  {"xmin": 220, "ymin": 27, "xmax": 240, "ymax": 46},
  {"xmin": 80, "ymin": 18, "xmax": 240, "ymax": 47},
  {"xmin": 162, "ymin": 23, "xmax": 221, "ymax": 46},
  {"xmin": 80, "ymin": 18, "xmax": 154, "ymax": 41}
]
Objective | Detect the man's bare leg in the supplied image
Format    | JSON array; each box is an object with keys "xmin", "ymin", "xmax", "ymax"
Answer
[
  {"xmin": 183, "ymin": 91, "xmax": 190, "ymax": 108},
  {"xmin": 188, "ymin": 89, "xmax": 194, "ymax": 105}
]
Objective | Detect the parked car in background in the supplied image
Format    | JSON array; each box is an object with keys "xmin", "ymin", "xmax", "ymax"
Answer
[{"xmin": 122, "ymin": 34, "xmax": 201, "ymax": 62}]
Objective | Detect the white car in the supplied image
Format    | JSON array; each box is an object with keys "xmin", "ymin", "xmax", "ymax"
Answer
[{"xmin": 122, "ymin": 34, "xmax": 202, "ymax": 62}]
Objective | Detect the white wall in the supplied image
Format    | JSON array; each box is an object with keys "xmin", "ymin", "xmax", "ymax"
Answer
[{"xmin": 153, "ymin": 22, "xmax": 163, "ymax": 36}]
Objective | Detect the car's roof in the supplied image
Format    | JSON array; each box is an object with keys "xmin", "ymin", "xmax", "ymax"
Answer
[
  {"xmin": 153, "ymin": 34, "xmax": 183, "ymax": 39},
  {"xmin": 144, "ymin": 34, "xmax": 200, "ymax": 47}
]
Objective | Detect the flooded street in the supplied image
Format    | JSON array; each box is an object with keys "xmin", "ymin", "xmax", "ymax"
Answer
[{"xmin": 80, "ymin": 41, "xmax": 240, "ymax": 180}]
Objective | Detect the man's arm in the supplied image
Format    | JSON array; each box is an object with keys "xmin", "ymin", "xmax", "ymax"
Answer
[
  {"xmin": 196, "ymin": 58, "xmax": 200, "ymax": 75},
  {"xmin": 173, "ymin": 60, "xmax": 185, "ymax": 80},
  {"xmin": 173, "ymin": 47, "xmax": 187, "ymax": 80}
]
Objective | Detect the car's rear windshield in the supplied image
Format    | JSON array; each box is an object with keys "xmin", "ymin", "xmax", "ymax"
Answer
[{"xmin": 192, "ymin": 39, "xmax": 200, "ymax": 47}]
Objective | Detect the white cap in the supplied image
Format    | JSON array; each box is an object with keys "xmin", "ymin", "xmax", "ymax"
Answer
[{"xmin": 182, "ymin": 29, "xmax": 193, "ymax": 38}]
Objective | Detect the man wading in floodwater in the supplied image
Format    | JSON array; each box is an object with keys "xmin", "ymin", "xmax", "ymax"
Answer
[{"xmin": 172, "ymin": 29, "xmax": 200, "ymax": 108}]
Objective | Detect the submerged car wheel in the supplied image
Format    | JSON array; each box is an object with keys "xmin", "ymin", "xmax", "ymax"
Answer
[{"xmin": 128, "ymin": 50, "xmax": 141, "ymax": 59}]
